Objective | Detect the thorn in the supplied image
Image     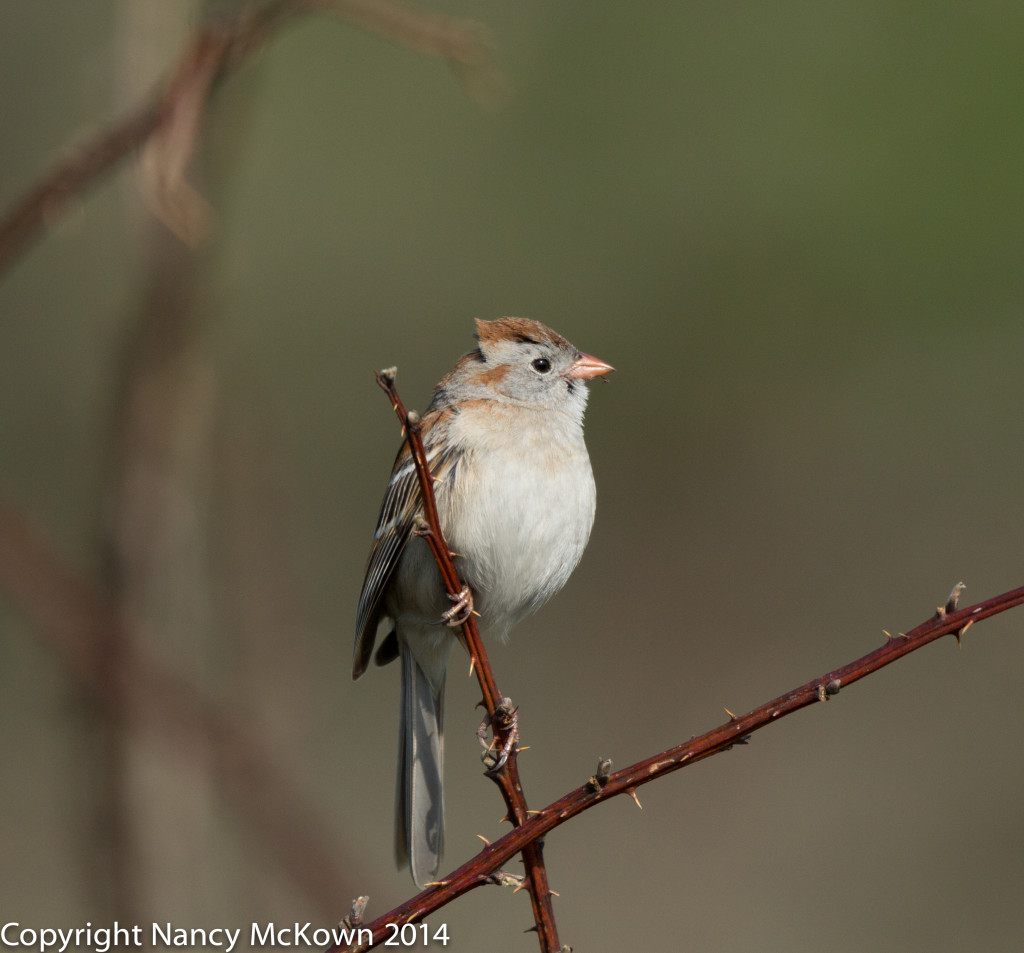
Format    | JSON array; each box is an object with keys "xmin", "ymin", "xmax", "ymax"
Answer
[
  {"xmin": 518, "ymin": 745, "xmax": 531, "ymax": 753},
  {"xmin": 468, "ymin": 656, "xmax": 476, "ymax": 677},
  {"xmin": 527, "ymin": 809, "xmax": 541, "ymax": 816},
  {"xmin": 513, "ymin": 880, "xmax": 529, "ymax": 895},
  {"xmin": 627, "ymin": 787, "xmax": 643, "ymax": 810},
  {"xmin": 724, "ymin": 707, "xmax": 737, "ymax": 720},
  {"xmin": 883, "ymin": 629, "xmax": 894, "ymax": 641},
  {"xmin": 955, "ymin": 619, "xmax": 973, "ymax": 648},
  {"xmin": 476, "ymin": 834, "xmax": 491, "ymax": 845},
  {"xmin": 498, "ymin": 815, "xmax": 509, "ymax": 824},
  {"xmin": 549, "ymin": 889, "xmax": 560, "ymax": 898},
  {"xmin": 899, "ymin": 631, "xmax": 909, "ymax": 639}
]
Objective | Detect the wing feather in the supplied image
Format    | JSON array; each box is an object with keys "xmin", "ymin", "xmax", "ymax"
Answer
[{"xmin": 352, "ymin": 419, "xmax": 460, "ymax": 678}]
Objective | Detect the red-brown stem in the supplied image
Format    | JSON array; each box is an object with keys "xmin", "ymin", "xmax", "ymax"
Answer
[
  {"xmin": 373, "ymin": 371, "xmax": 560, "ymax": 952},
  {"xmin": 338, "ymin": 581, "xmax": 1024, "ymax": 950}
]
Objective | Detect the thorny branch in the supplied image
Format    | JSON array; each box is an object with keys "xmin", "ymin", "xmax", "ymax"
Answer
[
  {"xmin": 333, "ymin": 378, "xmax": 1024, "ymax": 953},
  {"xmin": 0, "ymin": 0, "xmax": 500, "ymax": 276},
  {"xmin": 373, "ymin": 369, "xmax": 560, "ymax": 953},
  {"xmin": 5, "ymin": 3, "xmax": 1022, "ymax": 947}
]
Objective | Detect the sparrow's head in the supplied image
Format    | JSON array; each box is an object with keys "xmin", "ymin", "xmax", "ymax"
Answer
[{"xmin": 459, "ymin": 317, "xmax": 613, "ymax": 418}]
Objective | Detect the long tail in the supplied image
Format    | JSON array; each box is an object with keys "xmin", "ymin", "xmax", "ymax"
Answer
[{"xmin": 396, "ymin": 640, "xmax": 445, "ymax": 887}]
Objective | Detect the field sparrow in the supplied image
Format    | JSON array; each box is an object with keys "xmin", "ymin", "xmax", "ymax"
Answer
[{"xmin": 353, "ymin": 317, "xmax": 613, "ymax": 886}]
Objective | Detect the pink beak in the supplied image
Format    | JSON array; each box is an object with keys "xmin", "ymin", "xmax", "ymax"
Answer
[{"xmin": 565, "ymin": 351, "xmax": 615, "ymax": 380}]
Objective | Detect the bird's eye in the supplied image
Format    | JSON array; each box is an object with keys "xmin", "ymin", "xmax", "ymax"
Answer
[{"xmin": 531, "ymin": 358, "xmax": 552, "ymax": 374}]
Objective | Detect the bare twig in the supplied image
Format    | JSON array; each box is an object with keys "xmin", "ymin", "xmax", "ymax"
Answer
[
  {"xmin": 309, "ymin": 0, "xmax": 503, "ymax": 105},
  {"xmin": 0, "ymin": 0, "xmax": 293, "ymax": 274},
  {"xmin": 0, "ymin": 0, "xmax": 500, "ymax": 277},
  {"xmin": 335, "ymin": 580, "xmax": 1024, "ymax": 950}
]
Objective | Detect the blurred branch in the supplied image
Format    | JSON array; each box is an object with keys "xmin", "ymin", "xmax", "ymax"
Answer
[
  {"xmin": 0, "ymin": 501, "xmax": 357, "ymax": 917},
  {"xmin": 310, "ymin": 0, "xmax": 503, "ymax": 103},
  {"xmin": 0, "ymin": 0, "xmax": 500, "ymax": 275}
]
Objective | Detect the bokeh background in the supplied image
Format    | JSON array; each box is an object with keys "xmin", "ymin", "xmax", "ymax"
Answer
[{"xmin": 2, "ymin": 1, "xmax": 1023, "ymax": 950}]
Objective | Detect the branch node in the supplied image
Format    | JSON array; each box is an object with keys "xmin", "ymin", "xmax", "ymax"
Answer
[
  {"xmin": 816, "ymin": 678, "xmax": 842, "ymax": 702},
  {"xmin": 339, "ymin": 896, "xmax": 369, "ymax": 931},
  {"xmin": 493, "ymin": 697, "xmax": 517, "ymax": 730},
  {"xmin": 587, "ymin": 757, "xmax": 613, "ymax": 792},
  {"xmin": 485, "ymin": 870, "xmax": 526, "ymax": 889},
  {"xmin": 945, "ymin": 580, "xmax": 967, "ymax": 615}
]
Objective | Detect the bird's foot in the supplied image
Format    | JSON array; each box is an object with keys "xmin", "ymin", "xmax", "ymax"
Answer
[{"xmin": 440, "ymin": 585, "xmax": 474, "ymax": 627}]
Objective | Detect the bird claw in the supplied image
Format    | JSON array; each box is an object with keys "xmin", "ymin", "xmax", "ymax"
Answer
[
  {"xmin": 440, "ymin": 585, "xmax": 474, "ymax": 627},
  {"xmin": 482, "ymin": 727, "xmax": 518, "ymax": 775},
  {"xmin": 480, "ymin": 700, "xmax": 519, "ymax": 775}
]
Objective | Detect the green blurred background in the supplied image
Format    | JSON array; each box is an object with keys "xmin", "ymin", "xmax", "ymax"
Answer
[{"xmin": 2, "ymin": 1, "xmax": 1023, "ymax": 950}]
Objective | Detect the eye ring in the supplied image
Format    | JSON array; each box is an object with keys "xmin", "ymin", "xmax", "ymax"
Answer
[{"xmin": 531, "ymin": 358, "xmax": 552, "ymax": 374}]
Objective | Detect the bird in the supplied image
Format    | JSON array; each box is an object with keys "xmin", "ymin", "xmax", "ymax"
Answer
[{"xmin": 353, "ymin": 317, "xmax": 613, "ymax": 886}]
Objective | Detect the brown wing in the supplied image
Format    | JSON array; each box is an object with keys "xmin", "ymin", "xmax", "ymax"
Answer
[{"xmin": 352, "ymin": 426, "xmax": 461, "ymax": 679}]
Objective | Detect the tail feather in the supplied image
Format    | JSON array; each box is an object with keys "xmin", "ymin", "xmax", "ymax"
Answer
[{"xmin": 396, "ymin": 642, "xmax": 445, "ymax": 887}]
